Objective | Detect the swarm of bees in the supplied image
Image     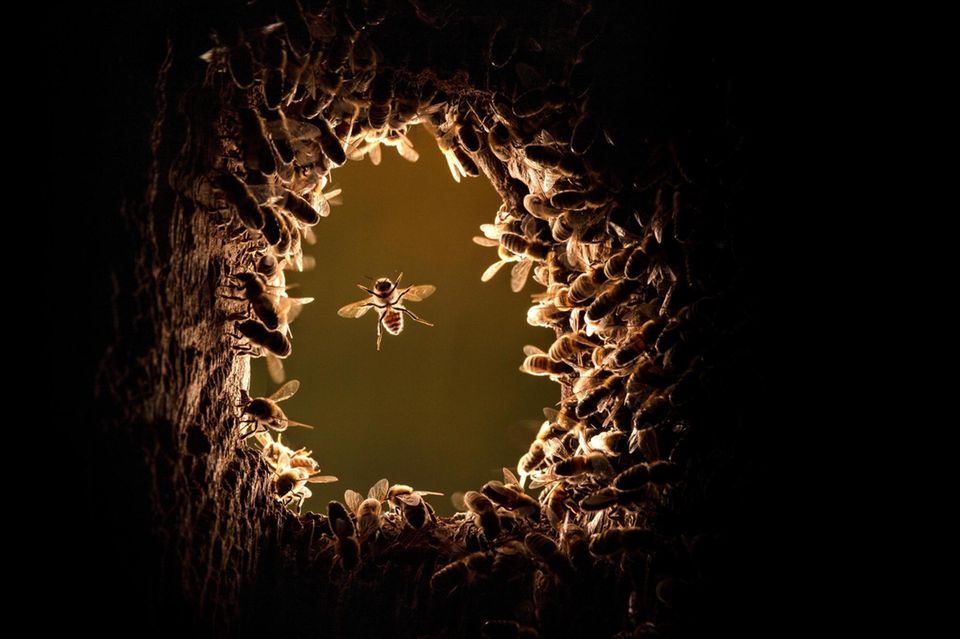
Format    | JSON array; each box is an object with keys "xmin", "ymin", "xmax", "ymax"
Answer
[{"xmin": 196, "ymin": 0, "xmax": 740, "ymax": 635}]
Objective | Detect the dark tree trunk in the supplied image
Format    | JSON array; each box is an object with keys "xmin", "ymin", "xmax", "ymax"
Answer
[{"xmin": 66, "ymin": 1, "xmax": 786, "ymax": 637}]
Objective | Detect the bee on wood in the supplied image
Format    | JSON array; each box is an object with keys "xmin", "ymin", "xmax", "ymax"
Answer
[{"xmin": 239, "ymin": 380, "xmax": 315, "ymax": 436}]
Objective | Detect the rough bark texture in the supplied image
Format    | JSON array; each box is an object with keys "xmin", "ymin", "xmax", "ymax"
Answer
[{"xmin": 69, "ymin": 1, "xmax": 782, "ymax": 637}]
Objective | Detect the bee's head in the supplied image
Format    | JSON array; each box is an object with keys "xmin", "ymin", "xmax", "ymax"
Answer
[{"xmin": 374, "ymin": 278, "xmax": 394, "ymax": 294}]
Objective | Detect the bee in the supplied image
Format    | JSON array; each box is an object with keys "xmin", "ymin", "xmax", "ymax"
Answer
[
  {"xmin": 526, "ymin": 300, "xmax": 567, "ymax": 328},
  {"xmin": 275, "ymin": 466, "xmax": 338, "ymax": 514},
  {"xmin": 315, "ymin": 117, "xmax": 346, "ymax": 166},
  {"xmin": 462, "ymin": 490, "xmax": 501, "ymax": 540},
  {"xmin": 337, "ymin": 274, "xmax": 436, "ymax": 351},
  {"xmin": 585, "ymin": 279, "xmax": 639, "ymax": 324},
  {"xmin": 550, "ymin": 189, "xmax": 589, "ymax": 211},
  {"xmin": 532, "ymin": 453, "xmax": 614, "ymax": 489},
  {"xmin": 214, "ymin": 173, "xmax": 264, "ymax": 231},
  {"xmin": 367, "ymin": 72, "xmax": 394, "ymax": 130},
  {"xmin": 481, "ymin": 468, "xmax": 541, "ymax": 521},
  {"xmin": 612, "ymin": 461, "xmax": 681, "ymax": 490},
  {"xmin": 488, "ymin": 122, "xmax": 513, "ymax": 162},
  {"xmin": 570, "ymin": 112, "xmax": 599, "ymax": 156},
  {"xmin": 603, "ymin": 246, "xmax": 633, "ymax": 279},
  {"xmin": 239, "ymin": 380, "xmax": 315, "ymax": 436},
  {"xmin": 578, "ymin": 486, "xmax": 650, "ymax": 511},
  {"xmin": 237, "ymin": 108, "xmax": 277, "ymax": 175},
  {"xmin": 524, "ymin": 144, "xmax": 564, "ymax": 169},
  {"xmin": 344, "ymin": 478, "xmax": 389, "ymax": 540},
  {"xmin": 544, "ymin": 483, "xmax": 574, "ymax": 529},
  {"xmin": 227, "ymin": 42, "xmax": 255, "ymax": 89},
  {"xmin": 221, "ymin": 271, "xmax": 282, "ymax": 329},
  {"xmin": 431, "ymin": 551, "xmax": 493, "ymax": 596},
  {"xmin": 517, "ymin": 440, "xmax": 546, "ymax": 486},
  {"xmin": 476, "ymin": 234, "xmax": 534, "ymax": 292},
  {"xmin": 252, "ymin": 431, "xmax": 298, "ymax": 469},
  {"xmin": 575, "ymin": 374, "xmax": 625, "ymax": 419},
  {"xmin": 386, "ymin": 484, "xmax": 442, "ymax": 529},
  {"xmin": 328, "ymin": 500, "xmax": 360, "ymax": 569},
  {"xmin": 276, "ymin": 295, "xmax": 313, "ymax": 337},
  {"xmin": 568, "ymin": 268, "xmax": 607, "ymax": 304},
  {"xmin": 233, "ymin": 319, "xmax": 291, "ymax": 382},
  {"xmin": 520, "ymin": 345, "xmax": 574, "ymax": 380},
  {"xmin": 547, "ymin": 333, "xmax": 595, "ymax": 366},
  {"xmin": 498, "ymin": 232, "xmax": 552, "ymax": 261},
  {"xmin": 255, "ymin": 254, "xmax": 280, "ymax": 280},
  {"xmin": 457, "ymin": 120, "xmax": 482, "ymax": 153},
  {"xmin": 524, "ymin": 532, "xmax": 573, "ymax": 580}
]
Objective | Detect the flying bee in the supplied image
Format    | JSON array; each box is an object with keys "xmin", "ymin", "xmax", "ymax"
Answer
[
  {"xmin": 344, "ymin": 478, "xmax": 389, "ymax": 540},
  {"xmin": 386, "ymin": 484, "xmax": 443, "ymax": 529},
  {"xmin": 239, "ymin": 379, "xmax": 315, "ymax": 436},
  {"xmin": 276, "ymin": 295, "xmax": 313, "ymax": 337},
  {"xmin": 274, "ymin": 466, "xmax": 338, "ymax": 514},
  {"xmin": 337, "ymin": 273, "xmax": 436, "ymax": 351},
  {"xmin": 462, "ymin": 490, "xmax": 501, "ymax": 540},
  {"xmin": 520, "ymin": 345, "xmax": 574, "ymax": 380}
]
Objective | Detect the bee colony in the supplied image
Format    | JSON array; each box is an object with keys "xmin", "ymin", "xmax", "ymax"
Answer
[{"xmin": 88, "ymin": 0, "xmax": 761, "ymax": 637}]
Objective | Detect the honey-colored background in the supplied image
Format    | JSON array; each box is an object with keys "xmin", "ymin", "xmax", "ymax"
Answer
[{"xmin": 250, "ymin": 126, "xmax": 557, "ymax": 514}]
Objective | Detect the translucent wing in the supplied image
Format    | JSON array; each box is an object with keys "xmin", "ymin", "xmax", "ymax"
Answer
[
  {"xmin": 345, "ymin": 489, "xmax": 363, "ymax": 512},
  {"xmin": 307, "ymin": 475, "xmax": 338, "ymax": 484},
  {"xmin": 368, "ymin": 478, "xmax": 389, "ymax": 501},
  {"xmin": 523, "ymin": 345, "xmax": 546, "ymax": 356},
  {"xmin": 266, "ymin": 355, "xmax": 285, "ymax": 384},
  {"xmin": 403, "ymin": 285, "xmax": 436, "ymax": 302},
  {"xmin": 269, "ymin": 379, "xmax": 300, "ymax": 402},
  {"xmin": 280, "ymin": 297, "xmax": 314, "ymax": 325},
  {"xmin": 510, "ymin": 259, "xmax": 532, "ymax": 292},
  {"xmin": 450, "ymin": 492, "xmax": 467, "ymax": 511},
  {"xmin": 396, "ymin": 493, "xmax": 422, "ymax": 507},
  {"xmin": 414, "ymin": 490, "xmax": 443, "ymax": 497},
  {"xmin": 443, "ymin": 149, "xmax": 463, "ymax": 183},
  {"xmin": 480, "ymin": 223, "xmax": 501, "ymax": 239},
  {"xmin": 473, "ymin": 236, "xmax": 499, "ymax": 247},
  {"xmin": 396, "ymin": 140, "xmax": 419, "ymax": 162},
  {"xmin": 482, "ymin": 260, "xmax": 507, "ymax": 282},
  {"xmin": 502, "ymin": 467, "xmax": 521, "ymax": 487},
  {"xmin": 369, "ymin": 143, "xmax": 382, "ymax": 166},
  {"xmin": 282, "ymin": 419, "xmax": 315, "ymax": 430},
  {"xmin": 338, "ymin": 298, "xmax": 374, "ymax": 318}
]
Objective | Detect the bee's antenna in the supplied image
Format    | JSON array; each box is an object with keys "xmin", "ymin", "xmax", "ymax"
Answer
[{"xmin": 363, "ymin": 275, "xmax": 375, "ymax": 281}]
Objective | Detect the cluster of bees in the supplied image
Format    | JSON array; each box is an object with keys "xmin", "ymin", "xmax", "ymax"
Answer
[{"xmin": 199, "ymin": 0, "xmax": 731, "ymax": 635}]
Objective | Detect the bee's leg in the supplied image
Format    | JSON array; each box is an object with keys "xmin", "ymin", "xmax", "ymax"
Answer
[
  {"xmin": 376, "ymin": 317, "xmax": 384, "ymax": 351},
  {"xmin": 397, "ymin": 306, "xmax": 434, "ymax": 327}
]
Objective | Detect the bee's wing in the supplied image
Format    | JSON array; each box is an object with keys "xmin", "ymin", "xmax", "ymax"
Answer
[
  {"xmin": 450, "ymin": 492, "xmax": 467, "ymax": 511},
  {"xmin": 479, "ymin": 223, "xmax": 500, "ymax": 239},
  {"xmin": 269, "ymin": 379, "xmax": 300, "ymax": 402},
  {"xmin": 510, "ymin": 259, "xmax": 532, "ymax": 292},
  {"xmin": 368, "ymin": 478, "xmax": 389, "ymax": 501},
  {"xmin": 396, "ymin": 139, "xmax": 419, "ymax": 162},
  {"xmin": 281, "ymin": 297, "xmax": 314, "ymax": 324},
  {"xmin": 396, "ymin": 493, "xmax": 422, "ymax": 507},
  {"xmin": 308, "ymin": 475, "xmax": 338, "ymax": 484},
  {"xmin": 368, "ymin": 142, "xmax": 382, "ymax": 166},
  {"xmin": 338, "ymin": 298, "xmax": 374, "ymax": 318},
  {"xmin": 403, "ymin": 285, "xmax": 436, "ymax": 302},
  {"xmin": 523, "ymin": 345, "xmax": 546, "ymax": 356},
  {"xmin": 472, "ymin": 236, "xmax": 499, "ymax": 247},
  {"xmin": 443, "ymin": 149, "xmax": 463, "ymax": 183},
  {"xmin": 284, "ymin": 419, "xmax": 315, "ymax": 430},
  {"xmin": 345, "ymin": 489, "xmax": 363, "ymax": 512},
  {"xmin": 481, "ymin": 260, "xmax": 507, "ymax": 282},
  {"xmin": 414, "ymin": 490, "xmax": 443, "ymax": 497},
  {"xmin": 266, "ymin": 355, "xmax": 286, "ymax": 384},
  {"xmin": 502, "ymin": 467, "xmax": 521, "ymax": 487},
  {"xmin": 252, "ymin": 431, "xmax": 273, "ymax": 448}
]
